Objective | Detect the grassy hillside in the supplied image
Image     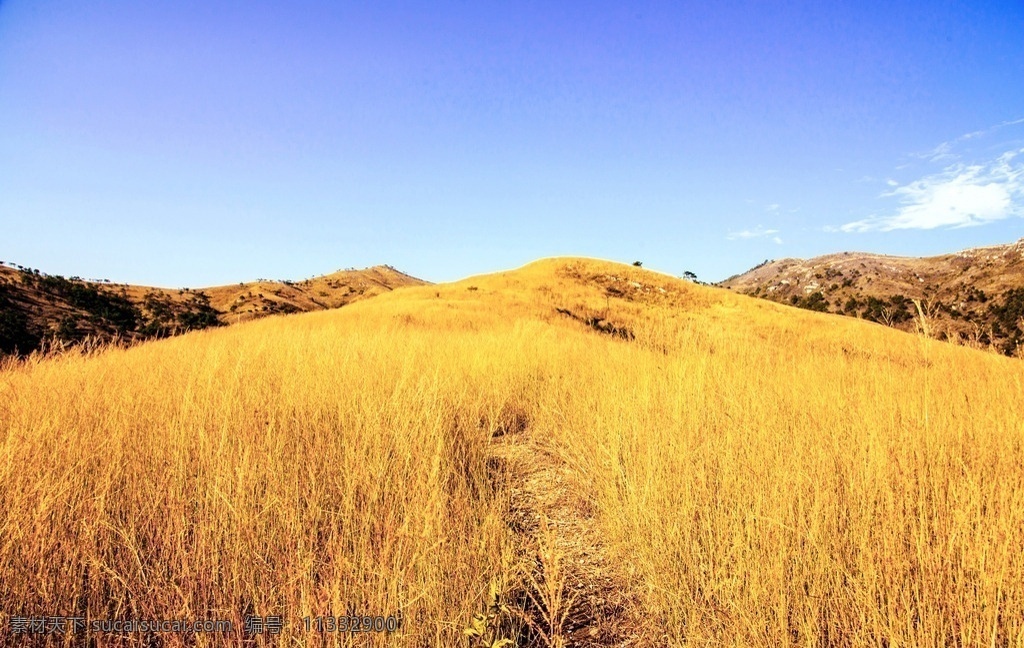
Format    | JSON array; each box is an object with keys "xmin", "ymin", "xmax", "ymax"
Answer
[
  {"xmin": 0, "ymin": 263, "xmax": 424, "ymax": 356},
  {"xmin": 1, "ymin": 258, "xmax": 1022, "ymax": 646},
  {"xmin": 720, "ymin": 238, "xmax": 1024, "ymax": 356}
]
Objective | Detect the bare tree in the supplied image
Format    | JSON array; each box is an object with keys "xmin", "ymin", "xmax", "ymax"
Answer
[
  {"xmin": 912, "ymin": 299, "xmax": 931, "ymax": 338},
  {"xmin": 879, "ymin": 306, "xmax": 896, "ymax": 328}
]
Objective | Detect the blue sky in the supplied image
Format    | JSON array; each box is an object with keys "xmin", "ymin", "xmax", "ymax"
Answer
[{"xmin": 1, "ymin": 1, "xmax": 1023, "ymax": 286}]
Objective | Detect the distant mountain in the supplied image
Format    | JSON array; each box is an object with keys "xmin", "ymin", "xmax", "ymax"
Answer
[
  {"xmin": 719, "ymin": 238, "xmax": 1024, "ymax": 356},
  {"xmin": 0, "ymin": 263, "xmax": 426, "ymax": 356}
]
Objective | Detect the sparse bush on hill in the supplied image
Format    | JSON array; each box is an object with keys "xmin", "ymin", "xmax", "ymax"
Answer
[
  {"xmin": 139, "ymin": 291, "xmax": 223, "ymax": 337},
  {"xmin": 34, "ymin": 273, "xmax": 141, "ymax": 334},
  {"xmin": 795, "ymin": 291, "xmax": 829, "ymax": 312},
  {"xmin": 988, "ymin": 287, "xmax": 1024, "ymax": 355},
  {"xmin": 56, "ymin": 315, "xmax": 79, "ymax": 342},
  {"xmin": 0, "ymin": 288, "xmax": 40, "ymax": 355},
  {"xmin": 858, "ymin": 295, "xmax": 912, "ymax": 326},
  {"xmin": 177, "ymin": 294, "xmax": 222, "ymax": 331}
]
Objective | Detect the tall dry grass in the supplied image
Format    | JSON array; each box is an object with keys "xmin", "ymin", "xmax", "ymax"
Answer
[
  {"xmin": 2, "ymin": 258, "xmax": 1023, "ymax": 646},
  {"xmin": 0, "ymin": 302, "xmax": 556, "ymax": 646},
  {"xmin": 522, "ymin": 266, "xmax": 1024, "ymax": 647}
]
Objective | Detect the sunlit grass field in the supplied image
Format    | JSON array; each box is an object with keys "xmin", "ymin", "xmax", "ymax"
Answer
[{"xmin": 2, "ymin": 258, "xmax": 1023, "ymax": 646}]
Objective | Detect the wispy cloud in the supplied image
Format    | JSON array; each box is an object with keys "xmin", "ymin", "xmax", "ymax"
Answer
[
  {"xmin": 840, "ymin": 149, "xmax": 1024, "ymax": 232},
  {"xmin": 912, "ymin": 117, "xmax": 1024, "ymax": 163},
  {"xmin": 917, "ymin": 141, "xmax": 957, "ymax": 163},
  {"xmin": 727, "ymin": 225, "xmax": 780, "ymax": 240}
]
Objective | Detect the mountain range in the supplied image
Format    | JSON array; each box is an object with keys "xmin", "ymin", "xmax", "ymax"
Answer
[{"xmin": 4, "ymin": 237, "xmax": 1024, "ymax": 357}]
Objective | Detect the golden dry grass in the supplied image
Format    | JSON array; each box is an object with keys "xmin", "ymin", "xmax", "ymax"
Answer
[{"xmin": 2, "ymin": 257, "xmax": 1023, "ymax": 647}]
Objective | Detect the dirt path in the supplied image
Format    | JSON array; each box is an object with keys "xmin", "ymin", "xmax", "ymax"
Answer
[{"xmin": 488, "ymin": 430, "xmax": 661, "ymax": 647}]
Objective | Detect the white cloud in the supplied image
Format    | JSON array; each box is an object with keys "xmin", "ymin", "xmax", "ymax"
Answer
[
  {"xmin": 911, "ymin": 117, "xmax": 1024, "ymax": 163},
  {"xmin": 917, "ymin": 141, "xmax": 956, "ymax": 163},
  {"xmin": 772, "ymin": 236, "xmax": 783, "ymax": 244},
  {"xmin": 727, "ymin": 225, "xmax": 779, "ymax": 240},
  {"xmin": 840, "ymin": 149, "xmax": 1024, "ymax": 233}
]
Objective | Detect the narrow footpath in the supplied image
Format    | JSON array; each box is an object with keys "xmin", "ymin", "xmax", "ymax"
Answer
[{"xmin": 488, "ymin": 429, "xmax": 663, "ymax": 648}]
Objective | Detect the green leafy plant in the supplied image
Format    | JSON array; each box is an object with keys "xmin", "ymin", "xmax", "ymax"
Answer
[{"xmin": 464, "ymin": 582, "xmax": 514, "ymax": 648}]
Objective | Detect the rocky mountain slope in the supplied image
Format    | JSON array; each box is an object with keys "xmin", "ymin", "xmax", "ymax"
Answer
[{"xmin": 719, "ymin": 238, "xmax": 1024, "ymax": 356}]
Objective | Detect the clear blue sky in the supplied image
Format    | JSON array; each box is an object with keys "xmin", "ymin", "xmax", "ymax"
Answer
[{"xmin": 2, "ymin": 1, "xmax": 1023, "ymax": 286}]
